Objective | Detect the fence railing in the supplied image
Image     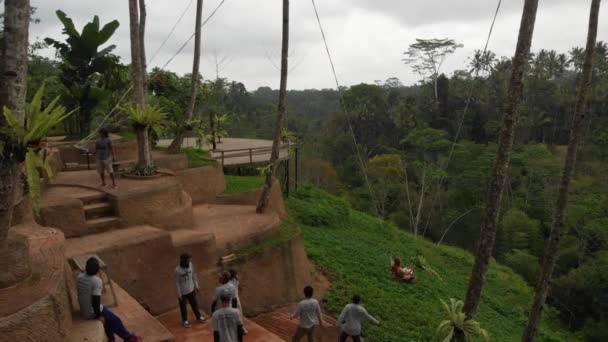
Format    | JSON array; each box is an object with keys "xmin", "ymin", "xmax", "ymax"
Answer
[{"xmin": 210, "ymin": 143, "xmax": 293, "ymax": 166}]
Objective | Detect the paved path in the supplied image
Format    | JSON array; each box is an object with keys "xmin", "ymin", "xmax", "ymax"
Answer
[{"xmin": 157, "ymin": 137, "xmax": 290, "ymax": 166}]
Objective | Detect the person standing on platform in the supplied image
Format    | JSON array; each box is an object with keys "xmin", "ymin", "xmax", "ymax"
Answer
[
  {"xmin": 290, "ymin": 285, "xmax": 323, "ymax": 342},
  {"xmin": 175, "ymin": 253, "xmax": 205, "ymax": 328}
]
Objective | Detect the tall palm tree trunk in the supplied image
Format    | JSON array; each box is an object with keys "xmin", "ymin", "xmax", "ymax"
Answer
[
  {"xmin": 257, "ymin": 0, "xmax": 289, "ymax": 213},
  {"xmin": 138, "ymin": 0, "xmax": 148, "ymax": 106},
  {"xmin": 521, "ymin": 2, "xmax": 601, "ymax": 341},
  {"xmin": 169, "ymin": 0, "xmax": 204, "ymax": 152},
  {"xmin": 0, "ymin": 0, "xmax": 30, "ymax": 288},
  {"xmin": 463, "ymin": 0, "xmax": 539, "ymax": 318},
  {"xmin": 128, "ymin": 0, "xmax": 145, "ymax": 107}
]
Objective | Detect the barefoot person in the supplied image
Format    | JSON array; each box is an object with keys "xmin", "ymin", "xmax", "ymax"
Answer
[
  {"xmin": 93, "ymin": 128, "xmax": 116, "ymax": 188},
  {"xmin": 338, "ymin": 294, "xmax": 381, "ymax": 342},
  {"xmin": 391, "ymin": 256, "xmax": 416, "ymax": 283},
  {"xmin": 212, "ymin": 290, "xmax": 244, "ymax": 342},
  {"xmin": 77, "ymin": 257, "xmax": 141, "ymax": 342},
  {"xmin": 175, "ymin": 253, "xmax": 205, "ymax": 328},
  {"xmin": 290, "ymin": 285, "xmax": 323, "ymax": 342},
  {"xmin": 228, "ymin": 269, "xmax": 247, "ymax": 334}
]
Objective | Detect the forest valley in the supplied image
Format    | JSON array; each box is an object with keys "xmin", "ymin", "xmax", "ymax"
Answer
[{"xmin": 4, "ymin": 6, "xmax": 607, "ymax": 341}]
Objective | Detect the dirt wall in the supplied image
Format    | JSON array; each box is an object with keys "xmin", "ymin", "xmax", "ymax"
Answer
[
  {"xmin": 112, "ymin": 178, "xmax": 193, "ymax": 231},
  {"xmin": 216, "ymin": 180, "xmax": 287, "ymax": 219},
  {"xmin": 0, "ymin": 227, "xmax": 72, "ymax": 342},
  {"xmin": 176, "ymin": 165, "xmax": 226, "ymax": 204},
  {"xmin": 226, "ymin": 236, "xmax": 329, "ymax": 316},
  {"xmin": 39, "ymin": 197, "xmax": 87, "ymax": 238}
]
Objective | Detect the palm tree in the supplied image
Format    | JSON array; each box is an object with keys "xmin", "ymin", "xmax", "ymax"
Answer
[
  {"xmin": 0, "ymin": 0, "xmax": 31, "ymax": 288},
  {"xmin": 128, "ymin": 0, "xmax": 145, "ymax": 107},
  {"xmin": 463, "ymin": 0, "xmax": 539, "ymax": 318},
  {"xmin": 169, "ymin": 0, "xmax": 204, "ymax": 152},
  {"xmin": 521, "ymin": 1, "xmax": 602, "ymax": 341},
  {"xmin": 257, "ymin": 0, "xmax": 289, "ymax": 213}
]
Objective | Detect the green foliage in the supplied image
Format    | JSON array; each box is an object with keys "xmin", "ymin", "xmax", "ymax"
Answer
[
  {"xmin": 503, "ymin": 250, "xmax": 540, "ymax": 285},
  {"xmin": 290, "ymin": 187, "xmax": 350, "ymax": 228},
  {"xmin": 1, "ymin": 84, "xmax": 73, "ymax": 213},
  {"xmin": 289, "ymin": 187, "xmax": 577, "ymax": 341},
  {"xmin": 224, "ymin": 175, "xmax": 265, "ymax": 194},
  {"xmin": 236, "ymin": 217, "xmax": 300, "ymax": 260},
  {"xmin": 437, "ymin": 298, "xmax": 489, "ymax": 342},
  {"xmin": 410, "ymin": 255, "xmax": 443, "ymax": 281},
  {"xmin": 182, "ymin": 147, "xmax": 215, "ymax": 168},
  {"xmin": 44, "ymin": 10, "xmax": 123, "ymax": 135},
  {"xmin": 123, "ymin": 104, "xmax": 167, "ymax": 127},
  {"xmin": 125, "ymin": 165, "xmax": 158, "ymax": 176}
]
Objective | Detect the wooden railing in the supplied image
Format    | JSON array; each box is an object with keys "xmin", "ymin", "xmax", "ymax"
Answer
[{"xmin": 211, "ymin": 143, "xmax": 292, "ymax": 166}]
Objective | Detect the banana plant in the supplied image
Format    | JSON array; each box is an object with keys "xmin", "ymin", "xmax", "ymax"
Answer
[
  {"xmin": 437, "ymin": 298, "xmax": 489, "ymax": 342},
  {"xmin": 1, "ymin": 84, "xmax": 75, "ymax": 213}
]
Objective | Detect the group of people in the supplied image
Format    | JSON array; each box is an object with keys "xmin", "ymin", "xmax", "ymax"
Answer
[
  {"xmin": 77, "ymin": 254, "xmax": 385, "ymax": 342},
  {"xmin": 291, "ymin": 286, "xmax": 381, "ymax": 342}
]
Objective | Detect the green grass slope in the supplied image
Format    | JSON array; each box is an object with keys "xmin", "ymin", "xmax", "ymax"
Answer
[{"xmin": 287, "ymin": 187, "xmax": 578, "ymax": 342}]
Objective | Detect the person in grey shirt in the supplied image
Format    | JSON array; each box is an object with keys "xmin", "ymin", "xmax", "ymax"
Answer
[
  {"xmin": 212, "ymin": 290, "xmax": 244, "ymax": 342},
  {"xmin": 77, "ymin": 257, "xmax": 141, "ymax": 342},
  {"xmin": 175, "ymin": 253, "xmax": 205, "ymax": 328},
  {"xmin": 93, "ymin": 128, "xmax": 116, "ymax": 188},
  {"xmin": 212, "ymin": 271, "xmax": 238, "ymax": 313},
  {"xmin": 338, "ymin": 294, "xmax": 380, "ymax": 342},
  {"xmin": 290, "ymin": 285, "xmax": 323, "ymax": 342}
]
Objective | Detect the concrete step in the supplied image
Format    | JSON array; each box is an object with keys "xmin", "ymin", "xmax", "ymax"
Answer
[
  {"xmin": 86, "ymin": 216, "xmax": 120, "ymax": 231},
  {"xmin": 77, "ymin": 191, "xmax": 108, "ymax": 205},
  {"xmin": 84, "ymin": 202, "xmax": 114, "ymax": 219}
]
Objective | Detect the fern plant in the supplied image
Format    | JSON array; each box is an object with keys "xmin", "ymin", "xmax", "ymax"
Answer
[
  {"xmin": 1, "ymin": 84, "xmax": 74, "ymax": 213},
  {"xmin": 437, "ymin": 298, "xmax": 489, "ymax": 342},
  {"xmin": 122, "ymin": 103, "xmax": 167, "ymax": 129}
]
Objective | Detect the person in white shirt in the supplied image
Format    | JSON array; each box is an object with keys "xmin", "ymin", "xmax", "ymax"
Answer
[
  {"xmin": 212, "ymin": 271, "xmax": 238, "ymax": 313},
  {"xmin": 212, "ymin": 290, "xmax": 244, "ymax": 342},
  {"xmin": 175, "ymin": 253, "xmax": 205, "ymax": 328},
  {"xmin": 338, "ymin": 294, "xmax": 380, "ymax": 342},
  {"xmin": 290, "ymin": 286, "xmax": 323, "ymax": 342},
  {"xmin": 228, "ymin": 269, "xmax": 247, "ymax": 334}
]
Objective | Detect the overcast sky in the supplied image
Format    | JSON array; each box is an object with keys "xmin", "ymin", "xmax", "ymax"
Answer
[{"xmin": 30, "ymin": 0, "xmax": 608, "ymax": 90}]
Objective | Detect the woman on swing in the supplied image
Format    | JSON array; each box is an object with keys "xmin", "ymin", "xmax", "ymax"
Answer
[{"xmin": 391, "ymin": 256, "xmax": 416, "ymax": 283}]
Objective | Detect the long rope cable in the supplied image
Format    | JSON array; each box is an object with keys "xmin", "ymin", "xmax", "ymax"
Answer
[
  {"xmin": 76, "ymin": 0, "xmax": 229, "ymax": 149},
  {"xmin": 149, "ymin": 0, "xmax": 195, "ymax": 63},
  {"xmin": 310, "ymin": 0, "xmax": 379, "ymax": 214},
  {"xmin": 421, "ymin": 0, "xmax": 503, "ymax": 237}
]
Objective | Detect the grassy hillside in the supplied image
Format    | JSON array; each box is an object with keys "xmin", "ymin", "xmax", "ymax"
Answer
[{"xmin": 286, "ymin": 187, "xmax": 578, "ymax": 342}]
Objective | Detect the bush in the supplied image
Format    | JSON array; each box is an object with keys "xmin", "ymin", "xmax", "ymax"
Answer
[
  {"xmin": 504, "ymin": 249, "xmax": 540, "ymax": 285},
  {"xmin": 290, "ymin": 186, "xmax": 350, "ymax": 227},
  {"xmin": 125, "ymin": 165, "xmax": 158, "ymax": 176}
]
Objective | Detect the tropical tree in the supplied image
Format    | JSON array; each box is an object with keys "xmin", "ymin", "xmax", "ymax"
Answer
[
  {"xmin": 168, "ymin": 0, "xmax": 203, "ymax": 152},
  {"xmin": 437, "ymin": 298, "xmax": 489, "ymax": 342},
  {"xmin": 463, "ymin": 0, "xmax": 539, "ymax": 318},
  {"xmin": 128, "ymin": 0, "xmax": 146, "ymax": 107},
  {"xmin": 0, "ymin": 0, "xmax": 31, "ymax": 288},
  {"xmin": 123, "ymin": 104, "xmax": 166, "ymax": 169},
  {"xmin": 257, "ymin": 0, "xmax": 289, "ymax": 213},
  {"xmin": 44, "ymin": 10, "xmax": 120, "ymax": 136},
  {"xmin": 522, "ymin": 1, "xmax": 602, "ymax": 340},
  {"xmin": 403, "ymin": 38, "xmax": 463, "ymax": 100}
]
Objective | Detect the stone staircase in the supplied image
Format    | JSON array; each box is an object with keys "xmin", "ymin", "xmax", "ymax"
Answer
[{"xmin": 77, "ymin": 191, "xmax": 120, "ymax": 232}]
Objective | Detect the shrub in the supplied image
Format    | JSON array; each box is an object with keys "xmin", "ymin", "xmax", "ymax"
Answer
[
  {"xmin": 504, "ymin": 249, "xmax": 540, "ymax": 285},
  {"xmin": 290, "ymin": 186, "xmax": 350, "ymax": 227},
  {"xmin": 125, "ymin": 165, "xmax": 158, "ymax": 176}
]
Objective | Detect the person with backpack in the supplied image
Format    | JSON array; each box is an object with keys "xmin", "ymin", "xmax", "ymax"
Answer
[
  {"xmin": 77, "ymin": 257, "xmax": 141, "ymax": 342},
  {"xmin": 290, "ymin": 285, "xmax": 323, "ymax": 342},
  {"xmin": 338, "ymin": 294, "xmax": 381, "ymax": 342},
  {"xmin": 175, "ymin": 253, "xmax": 205, "ymax": 328}
]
